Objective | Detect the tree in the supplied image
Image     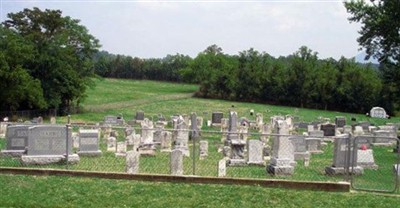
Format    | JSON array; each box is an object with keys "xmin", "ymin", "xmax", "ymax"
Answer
[
  {"xmin": 345, "ymin": 0, "xmax": 400, "ymax": 112},
  {"xmin": 3, "ymin": 7, "xmax": 100, "ymax": 112}
]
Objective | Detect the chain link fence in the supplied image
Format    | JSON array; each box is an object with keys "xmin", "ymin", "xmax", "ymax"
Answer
[{"xmin": 0, "ymin": 118, "xmax": 399, "ymax": 193}]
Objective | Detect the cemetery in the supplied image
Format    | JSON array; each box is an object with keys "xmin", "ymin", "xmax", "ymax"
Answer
[{"xmin": 1, "ymin": 109, "xmax": 398, "ymax": 193}]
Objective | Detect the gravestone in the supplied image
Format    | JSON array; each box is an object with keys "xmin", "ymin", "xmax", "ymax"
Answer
[
  {"xmin": 307, "ymin": 125, "xmax": 314, "ymax": 132},
  {"xmin": 373, "ymin": 130, "xmax": 396, "ymax": 145},
  {"xmin": 104, "ymin": 115, "xmax": 118, "ymax": 125},
  {"xmin": 139, "ymin": 119, "xmax": 156, "ymax": 156},
  {"xmin": 170, "ymin": 149, "xmax": 183, "ymax": 176},
  {"xmin": 357, "ymin": 149, "xmax": 378, "ymax": 169},
  {"xmin": 173, "ymin": 117, "xmax": 190, "ymax": 157},
  {"xmin": 107, "ymin": 137, "xmax": 117, "ymax": 152},
  {"xmin": 247, "ymin": 140, "xmax": 264, "ymax": 165},
  {"xmin": 153, "ymin": 123, "xmax": 165, "ymax": 144},
  {"xmin": 218, "ymin": 159, "xmax": 226, "ymax": 177},
  {"xmin": 298, "ymin": 122, "xmax": 309, "ymax": 129},
  {"xmin": 343, "ymin": 125, "xmax": 352, "ymax": 134},
  {"xmin": 291, "ymin": 136, "xmax": 310, "ymax": 160},
  {"xmin": 320, "ymin": 124, "xmax": 336, "ymax": 136},
  {"xmin": 115, "ymin": 142, "xmax": 127, "ymax": 157},
  {"xmin": 267, "ymin": 120, "xmax": 295, "ymax": 176},
  {"xmin": 238, "ymin": 125, "xmax": 249, "ymax": 141},
  {"xmin": 211, "ymin": 112, "xmax": 223, "ymax": 126},
  {"xmin": 309, "ymin": 130, "xmax": 324, "ymax": 138},
  {"xmin": 1, "ymin": 125, "xmax": 30, "ymax": 157},
  {"xmin": 255, "ymin": 113, "xmax": 263, "ymax": 130},
  {"xmin": 393, "ymin": 164, "xmax": 400, "ymax": 176},
  {"xmin": 21, "ymin": 125, "xmax": 79, "ymax": 165},
  {"xmin": 199, "ymin": 140, "xmax": 208, "ymax": 160},
  {"xmin": 306, "ymin": 138, "xmax": 323, "ymax": 153},
  {"xmin": 0, "ymin": 122, "xmax": 8, "ymax": 137},
  {"xmin": 135, "ymin": 111, "xmax": 145, "ymax": 123},
  {"xmin": 196, "ymin": 116, "xmax": 204, "ymax": 129},
  {"xmin": 370, "ymin": 107, "xmax": 387, "ymax": 118},
  {"xmin": 50, "ymin": 117, "xmax": 56, "ymax": 124},
  {"xmin": 335, "ymin": 117, "xmax": 346, "ymax": 128},
  {"xmin": 190, "ymin": 113, "xmax": 200, "ymax": 139},
  {"xmin": 126, "ymin": 150, "xmax": 140, "ymax": 174},
  {"xmin": 160, "ymin": 131, "xmax": 172, "ymax": 152},
  {"xmin": 325, "ymin": 134, "xmax": 363, "ymax": 175},
  {"xmin": 227, "ymin": 111, "xmax": 246, "ymax": 166},
  {"xmin": 72, "ymin": 132, "xmax": 79, "ymax": 149},
  {"xmin": 220, "ymin": 118, "xmax": 229, "ymax": 142},
  {"xmin": 77, "ymin": 129, "xmax": 101, "ymax": 156}
]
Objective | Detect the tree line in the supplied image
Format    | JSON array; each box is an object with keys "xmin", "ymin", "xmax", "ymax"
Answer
[{"xmin": 94, "ymin": 45, "xmax": 390, "ymax": 114}]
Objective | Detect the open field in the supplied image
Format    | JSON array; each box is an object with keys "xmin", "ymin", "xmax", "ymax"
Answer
[{"xmin": 61, "ymin": 78, "xmax": 400, "ymax": 126}]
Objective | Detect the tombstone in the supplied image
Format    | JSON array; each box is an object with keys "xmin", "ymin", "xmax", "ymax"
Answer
[
  {"xmin": 157, "ymin": 114, "xmax": 168, "ymax": 125},
  {"xmin": 373, "ymin": 130, "xmax": 396, "ymax": 145},
  {"xmin": 196, "ymin": 116, "xmax": 204, "ymax": 129},
  {"xmin": 153, "ymin": 123, "xmax": 165, "ymax": 144},
  {"xmin": 325, "ymin": 134, "xmax": 363, "ymax": 175},
  {"xmin": 370, "ymin": 107, "xmax": 387, "ymax": 118},
  {"xmin": 218, "ymin": 159, "xmax": 226, "ymax": 177},
  {"xmin": 354, "ymin": 136, "xmax": 372, "ymax": 149},
  {"xmin": 305, "ymin": 138, "xmax": 323, "ymax": 154},
  {"xmin": 393, "ymin": 164, "xmax": 400, "ymax": 176},
  {"xmin": 173, "ymin": 117, "xmax": 190, "ymax": 157},
  {"xmin": 50, "ymin": 117, "xmax": 56, "ymax": 124},
  {"xmin": 267, "ymin": 120, "xmax": 295, "ymax": 176},
  {"xmin": 298, "ymin": 122, "xmax": 309, "ymax": 129},
  {"xmin": 135, "ymin": 111, "xmax": 145, "ymax": 123},
  {"xmin": 211, "ymin": 112, "xmax": 223, "ymax": 126},
  {"xmin": 335, "ymin": 117, "xmax": 346, "ymax": 128},
  {"xmin": 309, "ymin": 130, "xmax": 324, "ymax": 138},
  {"xmin": 220, "ymin": 118, "xmax": 229, "ymax": 142},
  {"xmin": 170, "ymin": 149, "xmax": 183, "ymax": 176},
  {"xmin": 72, "ymin": 132, "xmax": 79, "ymax": 149},
  {"xmin": 1, "ymin": 125, "xmax": 30, "ymax": 157},
  {"xmin": 353, "ymin": 126, "xmax": 364, "ymax": 136},
  {"xmin": 199, "ymin": 140, "xmax": 208, "ymax": 160},
  {"xmin": 238, "ymin": 125, "xmax": 249, "ymax": 141},
  {"xmin": 102, "ymin": 125, "xmax": 112, "ymax": 141},
  {"xmin": 107, "ymin": 137, "xmax": 117, "ymax": 152},
  {"xmin": 255, "ymin": 113, "xmax": 263, "ymax": 130},
  {"xmin": 0, "ymin": 122, "xmax": 8, "ymax": 137},
  {"xmin": 343, "ymin": 125, "xmax": 352, "ymax": 134},
  {"xmin": 247, "ymin": 140, "xmax": 264, "ymax": 165},
  {"xmin": 104, "ymin": 115, "xmax": 118, "ymax": 125},
  {"xmin": 126, "ymin": 150, "xmax": 140, "ymax": 174},
  {"xmin": 307, "ymin": 125, "xmax": 314, "ymax": 133},
  {"xmin": 320, "ymin": 124, "xmax": 336, "ymax": 136},
  {"xmin": 227, "ymin": 111, "xmax": 246, "ymax": 166},
  {"xmin": 285, "ymin": 116, "xmax": 294, "ymax": 130},
  {"xmin": 37, "ymin": 116, "xmax": 43, "ymax": 124},
  {"xmin": 291, "ymin": 136, "xmax": 310, "ymax": 161},
  {"xmin": 125, "ymin": 127, "xmax": 136, "ymax": 145},
  {"xmin": 260, "ymin": 124, "xmax": 271, "ymax": 143},
  {"xmin": 160, "ymin": 131, "xmax": 172, "ymax": 152},
  {"xmin": 21, "ymin": 125, "xmax": 79, "ymax": 165},
  {"xmin": 357, "ymin": 149, "xmax": 378, "ymax": 169},
  {"xmin": 190, "ymin": 113, "xmax": 200, "ymax": 139},
  {"xmin": 139, "ymin": 119, "xmax": 156, "ymax": 156},
  {"xmin": 222, "ymin": 146, "xmax": 231, "ymax": 158},
  {"xmin": 357, "ymin": 122, "xmax": 371, "ymax": 132},
  {"xmin": 115, "ymin": 142, "xmax": 127, "ymax": 157},
  {"xmin": 77, "ymin": 129, "xmax": 101, "ymax": 156}
]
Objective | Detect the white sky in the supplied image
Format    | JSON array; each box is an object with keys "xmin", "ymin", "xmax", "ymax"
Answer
[{"xmin": 1, "ymin": 0, "xmax": 363, "ymax": 59}]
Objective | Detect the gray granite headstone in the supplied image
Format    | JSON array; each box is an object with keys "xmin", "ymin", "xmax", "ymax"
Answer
[
  {"xmin": 104, "ymin": 115, "xmax": 118, "ymax": 125},
  {"xmin": 160, "ymin": 131, "xmax": 172, "ymax": 152},
  {"xmin": 78, "ymin": 129, "xmax": 101, "ymax": 156},
  {"xmin": 247, "ymin": 140, "xmax": 264, "ymax": 165},
  {"xmin": 291, "ymin": 136, "xmax": 310, "ymax": 160},
  {"xmin": 173, "ymin": 117, "xmax": 189, "ymax": 157},
  {"xmin": 218, "ymin": 159, "xmax": 226, "ymax": 177},
  {"xmin": 321, "ymin": 124, "xmax": 335, "ymax": 136},
  {"xmin": 1, "ymin": 125, "xmax": 30, "ymax": 156},
  {"xmin": 199, "ymin": 140, "xmax": 208, "ymax": 160},
  {"xmin": 126, "ymin": 150, "xmax": 140, "ymax": 174},
  {"xmin": 305, "ymin": 138, "xmax": 323, "ymax": 153},
  {"xmin": 357, "ymin": 149, "xmax": 378, "ymax": 169},
  {"xmin": 170, "ymin": 149, "xmax": 183, "ymax": 176},
  {"xmin": 212, "ymin": 112, "xmax": 223, "ymax": 125},
  {"xmin": 335, "ymin": 116, "xmax": 346, "ymax": 128},
  {"xmin": 370, "ymin": 107, "xmax": 387, "ymax": 118},
  {"xmin": 135, "ymin": 111, "xmax": 145, "ymax": 121}
]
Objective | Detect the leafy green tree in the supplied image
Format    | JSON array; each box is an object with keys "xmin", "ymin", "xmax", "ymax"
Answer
[
  {"xmin": 3, "ymin": 7, "xmax": 100, "ymax": 111},
  {"xmin": 0, "ymin": 26, "xmax": 46, "ymax": 111}
]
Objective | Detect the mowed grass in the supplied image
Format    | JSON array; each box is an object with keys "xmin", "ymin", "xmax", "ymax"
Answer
[
  {"xmin": 63, "ymin": 78, "xmax": 400, "ymax": 126},
  {"xmin": 0, "ymin": 174, "xmax": 399, "ymax": 208}
]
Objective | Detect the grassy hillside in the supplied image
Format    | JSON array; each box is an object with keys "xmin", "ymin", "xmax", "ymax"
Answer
[{"xmin": 63, "ymin": 78, "xmax": 399, "ymax": 126}]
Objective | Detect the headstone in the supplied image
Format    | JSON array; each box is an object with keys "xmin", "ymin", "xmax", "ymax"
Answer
[
  {"xmin": 104, "ymin": 115, "xmax": 118, "ymax": 125},
  {"xmin": 199, "ymin": 140, "xmax": 208, "ymax": 160},
  {"xmin": 227, "ymin": 111, "xmax": 246, "ymax": 166},
  {"xmin": 373, "ymin": 130, "xmax": 396, "ymax": 145},
  {"xmin": 1, "ymin": 125, "xmax": 30, "ymax": 156},
  {"xmin": 267, "ymin": 120, "xmax": 295, "ymax": 176},
  {"xmin": 343, "ymin": 125, "xmax": 352, "ymax": 134},
  {"xmin": 153, "ymin": 123, "xmax": 165, "ymax": 143},
  {"xmin": 107, "ymin": 137, "xmax": 117, "ymax": 152},
  {"xmin": 139, "ymin": 118, "xmax": 156, "ymax": 156},
  {"xmin": 393, "ymin": 164, "xmax": 400, "ymax": 176},
  {"xmin": 0, "ymin": 122, "xmax": 8, "ymax": 137},
  {"xmin": 170, "ymin": 149, "xmax": 183, "ymax": 176},
  {"xmin": 37, "ymin": 116, "xmax": 43, "ymax": 124},
  {"xmin": 196, "ymin": 117, "xmax": 204, "ymax": 129},
  {"xmin": 211, "ymin": 112, "xmax": 223, "ymax": 126},
  {"xmin": 247, "ymin": 140, "xmax": 264, "ymax": 165},
  {"xmin": 77, "ymin": 129, "xmax": 101, "ymax": 156},
  {"xmin": 255, "ymin": 113, "xmax": 263, "ymax": 130},
  {"xmin": 307, "ymin": 125, "xmax": 314, "ymax": 132},
  {"xmin": 335, "ymin": 116, "xmax": 346, "ymax": 128},
  {"xmin": 21, "ymin": 125, "xmax": 79, "ymax": 165},
  {"xmin": 357, "ymin": 149, "xmax": 378, "ymax": 169},
  {"xmin": 126, "ymin": 150, "xmax": 140, "ymax": 174},
  {"xmin": 72, "ymin": 132, "xmax": 79, "ymax": 149},
  {"xmin": 291, "ymin": 136, "xmax": 310, "ymax": 160},
  {"xmin": 325, "ymin": 134, "xmax": 363, "ymax": 175},
  {"xmin": 357, "ymin": 122, "xmax": 371, "ymax": 131},
  {"xmin": 160, "ymin": 131, "xmax": 172, "ymax": 152},
  {"xmin": 305, "ymin": 138, "xmax": 323, "ymax": 154},
  {"xmin": 298, "ymin": 122, "xmax": 309, "ymax": 129},
  {"xmin": 115, "ymin": 141, "xmax": 127, "ymax": 157},
  {"xmin": 190, "ymin": 113, "xmax": 200, "ymax": 139},
  {"xmin": 353, "ymin": 126, "xmax": 364, "ymax": 136},
  {"xmin": 370, "ymin": 107, "xmax": 387, "ymax": 118},
  {"xmin": 320, "ymin": 124, "xmax": 336, "ymax": 136},
  {"xmin": 309, "ymin": 130, "xmax": 324, "ymax": 138},
  {"xmin": 218, "ymin": 159, "xmax": 226, "ymax": 177},
  {"xmin": 50, "ymin": 117, "xmax": 56, "ymax": 124},
  {"xmin": 173, "ymin": 117, "xmax": 190, "ymax": 157},
  {"xmin": 135, "ymin": 111, "xmax": 145, "ymax": 123}
]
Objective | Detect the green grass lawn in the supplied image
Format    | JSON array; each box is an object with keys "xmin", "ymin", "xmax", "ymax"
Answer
[{"xmin": 0, "ymin": 174, "xmax": 399, "ymax": 208}]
